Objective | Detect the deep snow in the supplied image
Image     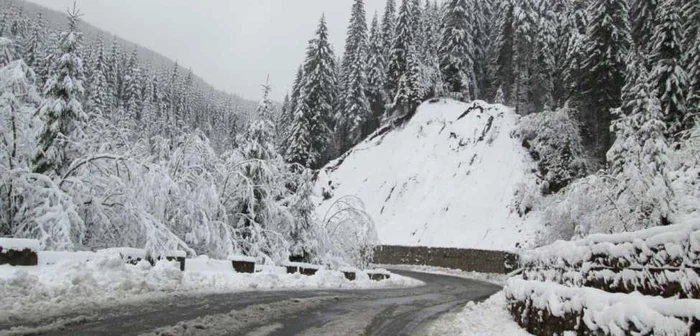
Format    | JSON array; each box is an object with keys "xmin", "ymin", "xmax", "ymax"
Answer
[
  {"xmin": 316, "ymin": 99, "xmax": 541, "ymax": 250},
  {"xmin": 0, "ymin": 252, "xmax": 422, "ymax": 322}
]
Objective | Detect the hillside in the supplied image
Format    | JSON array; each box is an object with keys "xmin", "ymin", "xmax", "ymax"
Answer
[{"xmin": 315, "ymin": 99, "xmax": 542, "ymax": 251}]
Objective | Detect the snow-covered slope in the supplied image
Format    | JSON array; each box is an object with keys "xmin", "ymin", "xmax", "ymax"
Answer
[{"xmin": 316, "ymin": 99, "xmax": 541, "ymax": 251}]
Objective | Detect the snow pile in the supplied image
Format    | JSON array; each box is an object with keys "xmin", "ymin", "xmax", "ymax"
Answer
[
  {"xmin": 0, "ymin": 238, "xmax": 40, "ymax": 252},
  {"xmin": 505, "ymin": 278, "xmax": 700, "ymax": 335},
  {"xmin": 425, "ymin": 292, "xmax": 531, "ymax": 336},
  {"xmin": 316, "ymin": 99, "xmax": 540, "ymax": 250},
  {"xmin": 0, "ymin": 253, "xmax": 423, "ymax": 319}
]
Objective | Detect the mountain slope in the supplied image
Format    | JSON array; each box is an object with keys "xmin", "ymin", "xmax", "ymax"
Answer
[{"xmin": 315, "ymin": 99, "xmax": 541, "ymax": 251}]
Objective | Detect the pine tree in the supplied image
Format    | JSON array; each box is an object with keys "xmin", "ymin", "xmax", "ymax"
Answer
[
  {"xmin": 34, "ymin": 6, "xmax": 88, "ymax": 176},
  {"xmin": 607, "ymin": 54, "xmax": 674, "ymax": 229},
  {"xmin": 439, "ymin": 0, "xmax": 476, "ymax": 101},
  {"xmin": 650, "ymin": 0, "xmax": 689, "ymax": 138},
  {"xmin": 106, "ymin": 38, "xmax": 122, "ymax": 110},
  {"xmin": 580, "ymin": 0, "xmax": 631, "ymax": 161},
  {"xmin": 381, "ymin": 0, "xmax": 397, "ymax": 58},
  {"xmin": 338, "ymin": 0, "xmax": 371, "ymax": 153},
  {"xmin": 285, "ymin": 15, "xmax": 338, "ymax": 169},
  {"xmin": 473, "ymin": 0, "xmax": 494, "ymax": 99},
  {"xmin": 387, "ymin": 0, "xmax": 415, "ymax": 100},
  {"xmin": 511, "ymin": 0, "xmax": 538, "ymax": 114},
  {"xmin": 21, "ymin": 13, "xmax": 44, "ymax": 73},
  {"xmin": 531, "ymin": 2, "xmax": 556, "ymax": 111},
  {"xmin": 365, "ymin": 14, "xmax": 388, "ymax": 131}
]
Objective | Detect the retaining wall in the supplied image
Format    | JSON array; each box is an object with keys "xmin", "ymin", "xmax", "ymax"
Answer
[{"xmin": 372, "ymin": 245, "xmax": 518, "ymax": 274}]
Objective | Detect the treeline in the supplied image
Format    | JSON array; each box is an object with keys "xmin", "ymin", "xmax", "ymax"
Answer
[
  {"xmin": 0, "ymin": 3, "xmax": 374, "ymax": 266},
  {"xmin": 278, "ymin": 0, "xmax": 699, "ymax": 168},
  {"xmin": 0, "ymin": 0, "xmax": 256, "ymax": 152}
]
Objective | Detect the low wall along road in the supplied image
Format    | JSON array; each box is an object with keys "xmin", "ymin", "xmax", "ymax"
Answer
[{"xmin": 373, "ymin": 245, "xmax": 518, "ymax": 274}]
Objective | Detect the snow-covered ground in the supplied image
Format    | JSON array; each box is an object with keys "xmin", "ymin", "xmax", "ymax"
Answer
[
  {"xmin": 316, "ymin": 99, "xmax": 541, "ymax": 251},
  {"xmin": 0, "ymin": 252, "xmax": 422, "ymax": 322},
  {"xmin": 425, "ymin": 291, "xmax": 531, "ymax": 336}
]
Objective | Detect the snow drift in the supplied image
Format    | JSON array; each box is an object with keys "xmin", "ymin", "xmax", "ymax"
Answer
[{"xmin": 316, "ymin": 99, "xmax": 541, "ymax": 251}]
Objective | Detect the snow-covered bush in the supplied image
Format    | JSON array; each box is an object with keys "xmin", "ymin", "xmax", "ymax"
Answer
[
  {"xmin": 319, "ymin": 196, "xmax": 379, "ymax": 269},
  {"xmin": 513, "ymin": 105, "xmax": 590, "ymax": 195}
]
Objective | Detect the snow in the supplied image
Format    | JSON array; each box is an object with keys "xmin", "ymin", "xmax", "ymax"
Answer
[
  {"xmin": 0, "ymin": 238, "xmax": 40, "ymax": 252},
  {"xmin": 228, "ymin": 255, "xmax": 257, "ymax": 263},
  {"xmin": 376, "ymin": 264, "xmax": 510, "ymax": 286},
  {"xmin": 424, "ymin": 292, "xmax": 531, "ymax": 336},
  {"xmin": 98, "ymin": 247, "xmax": 147, "ymax": 259},
  {"xmin": 0, "ymin": 253, "xmax": 423, "ymax": 320},
  {"xmin": 315, "ymin": 99, "xmax": 541, "ymax": 251},
  {"xmin": 504, "ymin": 278, "xmax": 700, "ymax": 335},
  {"xmin": 281, "ymin": 261, "xmax": 325, "ymax": 270}
]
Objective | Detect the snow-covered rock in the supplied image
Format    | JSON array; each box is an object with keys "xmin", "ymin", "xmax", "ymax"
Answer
[
  {"xmin": 316, "ymin": 99, "xmax": 541, "ymax": 250},
  {"xmin": 0, "ymin": 238, "xmax": 40, "ymax": 252}
]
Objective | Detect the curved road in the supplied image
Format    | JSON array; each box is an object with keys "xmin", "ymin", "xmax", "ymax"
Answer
[{"xmin": 0, "ymin": 270, "xmax": 501, "ymax": 336}]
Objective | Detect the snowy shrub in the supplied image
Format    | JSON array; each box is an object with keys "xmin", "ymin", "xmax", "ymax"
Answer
[
  {"xmin": 319, "ymin": 196, "xmax": 379, "ymax": 269},
  {"xmin": 513, "ymin": 105, "xmax": 590, "ymax": 195},
  {"xmin": 670, "ymin": 123, "xmax": 700, "ymax": 219}
]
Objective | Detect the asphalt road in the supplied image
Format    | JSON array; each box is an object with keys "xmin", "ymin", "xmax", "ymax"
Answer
[{"xmin": 0, "ymin": 270, "xmax": 501, "ymax": 336}]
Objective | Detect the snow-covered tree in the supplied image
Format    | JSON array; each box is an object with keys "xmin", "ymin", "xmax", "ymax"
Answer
[
  {"xmin": 123, "ymin": 49, "xmax": 143, "ymax": 120},
  {"xmin": 86, "ymin": 38, "xmax": 110, "ymax": 117},
  {"xmin": 285, "ymin": 15, "xmax": 338, "ymax": 169},
  {"xmin": 33, "ymin": 6, "xmax": 88, "ymax": 176},
  {"xmin": 607, "ymin": 55, "xmax": 674, "ymax": 229},
  {"xmin": 365, "ymin": 14, "xmax": 388, "ymax": 131},
  {"xmin": 392, "ymin": 45, "xmax": 422, "ymax": 119},
  {"xmin": 381, "ymin": 0, "xmax": 397, "ymax": 58},
  {"xmin": 439, "ymin": 0, "xmax": 476, "ymax": 101},
  {"xmin": 580, "ymin": 0, "xmax": 631, "ymax": 161},
  {"xmin": 0, "ymin": 37, "xmax": 15, "ymax": 68},
  {"xmin": 337, "ymin": 0, "xmax": 371, "ymax": 153},
  {"xmin": 649, "ymin": 0, "xmax": 689, "ymax": 139},
  {"xmin": 387, "ymin": 0, "xmax": 415, "ymax": 100}
]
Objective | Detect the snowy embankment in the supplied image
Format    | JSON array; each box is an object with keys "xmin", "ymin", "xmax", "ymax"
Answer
[
  {"xmin": 316, "ymin": 99, "xmax": 541, "ymax": 251},
  {"xmin": 0, "ymin": 252, "xmax": 422, "ymax": 322}
]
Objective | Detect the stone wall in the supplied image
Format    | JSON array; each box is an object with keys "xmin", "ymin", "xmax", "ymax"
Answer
[{"xmin": 373, "ymin": 245, "xmax": 518, "ymax": 274}]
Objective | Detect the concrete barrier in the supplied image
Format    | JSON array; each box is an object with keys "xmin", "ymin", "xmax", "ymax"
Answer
[{"xmin": 372, "ymin": 245, "xmax": 518, "ymax": 274}]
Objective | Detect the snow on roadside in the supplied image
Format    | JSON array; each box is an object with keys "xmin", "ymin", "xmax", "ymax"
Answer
[
  {"xmin": 424, "ymin": 292, "xmax": 531, "ymax": 336},
  {"xmin": 0, "ymin": 254, "xmax": 423, "ymax": 322},
  {"xmin": 376, "ymin": 264, "xmax": 510, "ymax": 286}
]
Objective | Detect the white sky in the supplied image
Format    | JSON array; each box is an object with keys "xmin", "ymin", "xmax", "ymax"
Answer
[{"xmin": 25, "ymin": 0, "xmax": 390, "ymax": 101}]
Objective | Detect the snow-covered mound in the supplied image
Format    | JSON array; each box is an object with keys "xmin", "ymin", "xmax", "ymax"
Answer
[{"xmin": 316, "ymin": 99, "xmax": 541, "ymax": 251}]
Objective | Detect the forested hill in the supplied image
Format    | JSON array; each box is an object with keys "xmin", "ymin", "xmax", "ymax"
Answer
[{"xmin": 0, "ymin": 0, "xmax": 258, "ymax": 152}]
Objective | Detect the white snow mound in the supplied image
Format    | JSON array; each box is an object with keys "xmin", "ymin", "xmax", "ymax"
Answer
[{"xmin": 316, "ymin": 99, "xmax": 540, "ymax": 250}]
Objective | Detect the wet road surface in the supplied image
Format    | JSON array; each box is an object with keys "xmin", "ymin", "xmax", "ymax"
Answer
[{"xmin": 0, "ymin": 270, "xmax": 501, "ymax": 335}]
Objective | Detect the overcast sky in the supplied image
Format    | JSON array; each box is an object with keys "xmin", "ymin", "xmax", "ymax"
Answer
[{"xmin": 24, "ymin": 0, "xmax": 390, "ymax": 101}]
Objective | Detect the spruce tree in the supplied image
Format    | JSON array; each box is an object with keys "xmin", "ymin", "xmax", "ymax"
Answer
[
  {"xmin": 607, "ymin": 55, "xmax": 673, "ymax": 228},
  {"xmin": 86, "ymin": 39, "xmax": 110, "ymax": 117},
  {"xmin": 630, "ymin": 0, "xmax": 659, "ymax": 58},
  {"xmin": 0, "ymin": 37, "xmax": 15, "ymax": 68},
  {"xmin": 366, "ymin": 14, "xmax": 388, "ymax": 130},
  {"xmin": 381, "ymin": 0, "xmax": 397, "ymax": 58},
  {"xmin": 387, "ymin": 0, "xmax": 415, "ymax": 100},
  {"xmin": 106, "ymin": 38, "xmax": 122, "ymax": 110},
  {"xmin": 123, "ymin": 49, "xmax": 143, "ymax": 120},
  {"xmin": 21, "ymin": 13, "xmax": 44, "ymax": 73},
  {"xmin": 34, "ymin": 6, "xmax": 87, "ymax": 176},
  {"xmin": 338, "ymin": 0, "xmax": 371, "ymax": 152},
  {"xmin": 580, "ymin": 0, "xmax": 631, "ymax": 161},
  {"xmin": 492, "ymin": 0, "xmax": 515, "ymax": 105},
  {"xmin": 439, "ymin": 0, "xmax": 476, "ymax": 101},
  {"xmin": 285, "ymin": 15, "xmax": 338, "ymax": 169},
  {"xmin": 392, "ymin": 45, "xmax": 422, "ymax": 118},
  {"xmin": 650, "ymin": 0, "xmax": 689, "ymax": 138}
]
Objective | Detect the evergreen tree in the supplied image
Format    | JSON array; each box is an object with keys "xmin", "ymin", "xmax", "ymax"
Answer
[
  {"xmin": 439, "ymin": 0, "xmax": 476, "ymax": 101},
  {"xmin": 123, "ymin": 48, "xmax": 143, "ymax": 120},
  {"xmin": 365, "ymin": 14, "xmax": 388, "ymax": 131},
  {"xmin": 580, "ymin": 0, "xmax": 631, "ymax": 161},
  {"xmin": 630, "ymin": 0, "xmax": 659, "ymax": 58},
  {"xmin": 531, "ymin": 2, "xmax": 556, "ymax": 111},
  {"xmin": 34, "ymin": 6, "xmax": 87, "ymax": 176},
  {"xmin": 473, "ymin": 0, "xmax": 494, "ymax": 99},
  {"xmin": 0, "ymin": 37, "xmax": 15, "ymax": 68},
  {"xmin": 338, "ymin": 0, "xmax": 371, "ymax": 153},
  {"xmin": 381, "ymin": 0, "xmax": 397, "ymax": 58},
  {"xmin": 650, "ymin": 0, "xmax": 689, "ymax": 138},
  {"xmin": 285, "ymin": 15, "xmax": 338, "ymax": 169},
  {"xmin": 392, "ymin": 45, "xmax": 422, "ymax": 118},
  {"xmin": 106, "ymin": 38, "xmax": 122, "ymax": 110},
  {"xmin": 86, "ymin": 38, "xmax": 110, "ymax": 117},
  {"xmin": 492, "ymin": 0, "xmax": 516, "ymax": 105},
  {"xmin": 21, "ymin": 13, "xmax": 44, "ymax": 73},
  {"xmin": 607, "ymin": 55, "xmax": 673, "ymax": 229},
  {"xmin": 387, "ymin": 0, "xmax": 415, "ymax": 100}
]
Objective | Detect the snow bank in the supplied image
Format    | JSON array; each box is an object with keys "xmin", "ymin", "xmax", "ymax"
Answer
[
  {"xmin": 521, "ymin": 218, "xmax": 700, "ymax": 268},
  {"xmin": 0, "ymin": 238, "xmax": 40, "ymax": 252},
  {"xmin": 505, "ymin": 278, "xmax": 700, "ymax": 335},
  {"xmin": 0, "ymin": 254, "xmax": 423, "ymax": 320},
  {"xmin": 425, "ymin": 292, "xmax": 531, "ymax": 336},
  {"xmin": 316, "ymin": 99, "xmax": 540, "ymax": 251}
]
